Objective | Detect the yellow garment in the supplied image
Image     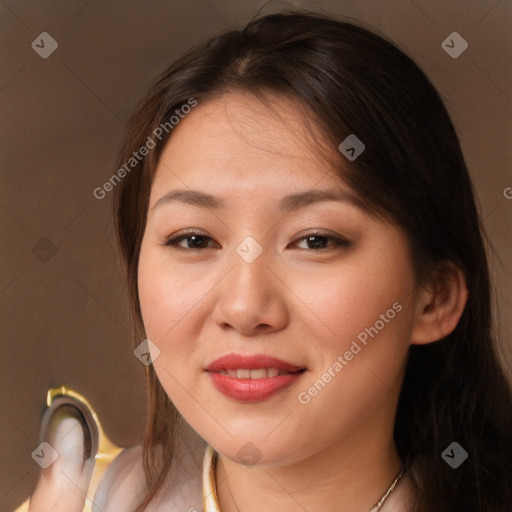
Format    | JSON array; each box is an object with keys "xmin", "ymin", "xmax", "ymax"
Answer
[{"xmin": 202, "ymin": 444, "xmax": 219, "ymax": 512}]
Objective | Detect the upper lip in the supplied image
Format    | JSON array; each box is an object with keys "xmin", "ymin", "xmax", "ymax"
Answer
[{"xmin": 205, "ymin": 353, "xmax": 306, "ymax": 372}]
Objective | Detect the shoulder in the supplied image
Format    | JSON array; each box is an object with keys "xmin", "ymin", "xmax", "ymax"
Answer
[{"xmin": 93, "ymin": 445, "xmax": 147, "ymax": 512}]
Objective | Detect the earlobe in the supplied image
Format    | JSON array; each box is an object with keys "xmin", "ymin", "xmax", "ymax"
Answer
[{"xmin": 410, "ymin": 264, "xmax": 469, "ymax": 346}]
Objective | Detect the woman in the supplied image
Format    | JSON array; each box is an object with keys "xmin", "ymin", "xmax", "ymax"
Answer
[{"xmin": 54, "ymin": 10, "xmax": 512, "ymax": 512}]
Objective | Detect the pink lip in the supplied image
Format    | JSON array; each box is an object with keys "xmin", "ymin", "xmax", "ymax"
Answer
[
  {"xmin": 205, "ymin": 353, "xmax": 306, "ymax": 403},
  {"xmin": 205, "ymin": 353, "xmax": 305, "ymax": 372}
]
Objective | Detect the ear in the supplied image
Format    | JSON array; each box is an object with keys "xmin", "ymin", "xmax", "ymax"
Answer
[{"xmin": 410, "ymin": 263, "xmax": 468, "ymax": 345}]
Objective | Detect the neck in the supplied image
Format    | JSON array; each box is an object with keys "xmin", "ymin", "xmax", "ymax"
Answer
[{"xmin": 215, "ymin": 408, "xmax": 403, "ymax": 512}]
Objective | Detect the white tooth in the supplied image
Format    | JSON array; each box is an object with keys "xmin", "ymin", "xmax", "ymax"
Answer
[
  {"xmin": 227, "ymin": 369, "xmax": 238, "ymax": 378},
  {"xmin": 237, "ymin": 369, "xmax": 251, "ymax": 379},
  {"xmin": 218, "ymin": 369, "xmax": 227, "ymax": 375},
  {"xmin": 267, "ymin": 368, "xmax": 279, "ymax": 377},
  {"xmin": 250, "ymin": 368, "xmax": 267, "ymax": 379}
]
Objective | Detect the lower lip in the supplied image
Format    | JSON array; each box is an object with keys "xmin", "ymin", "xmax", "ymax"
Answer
[{"xmin": 207, "ymin": 371, "xmax": 305, "ymax": 402}]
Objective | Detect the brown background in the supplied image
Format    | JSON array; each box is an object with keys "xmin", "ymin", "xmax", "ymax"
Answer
[{"xmin": 1, "ymin": 0, "xmax": 511, "ymax": 509}]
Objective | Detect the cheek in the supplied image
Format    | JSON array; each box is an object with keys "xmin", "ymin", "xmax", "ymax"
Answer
[
  {"xmin": 298, "ymin": 258, "xmax": 414, "ymax": 409},
  {"xmin": 290, "ymin": 253, "xmax": 415, "ymax": 352},
  {"xmin": 289, "ymin": 253, "xmax": 416, "ymax": 427},
  {"xmin": 137, "ymin": 244, "xmax": 202, "ymax": 358},
  {"xmin": 137, "ymin": 246, "xmax": 207, "ymax": 415}
]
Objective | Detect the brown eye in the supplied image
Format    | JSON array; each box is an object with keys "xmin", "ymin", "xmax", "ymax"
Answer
[
  {"xmin": 292, "ymin": 233, "xmax": 351, "ymax": 250},
  {"xmin": 164, "ymin": 232, "xmax": 220, "ymax": 249}
]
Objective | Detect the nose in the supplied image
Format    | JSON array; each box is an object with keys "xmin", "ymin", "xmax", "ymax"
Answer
[{"xmin": 212, "ymin": 247, "xmax": 289, "ymax": 336}]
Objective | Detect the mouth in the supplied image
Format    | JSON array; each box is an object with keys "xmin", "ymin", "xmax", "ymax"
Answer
[
  {"xmin": 205, "ymin": 353, "xmax": 307, "ymax": 402},
  {"xmin": 205, "ymin": 352, "xmax": 306, "ymax": 373},
  {"xmin": 214, "ymin": 367, "xmax": 305, "ymax": 378}
]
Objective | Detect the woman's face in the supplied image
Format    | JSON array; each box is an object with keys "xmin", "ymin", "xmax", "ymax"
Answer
[{"xmin": 138, "ymin": 92, "xmax": 419, "ymax": 465}]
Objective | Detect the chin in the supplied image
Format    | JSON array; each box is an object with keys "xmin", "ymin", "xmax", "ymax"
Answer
[{"xmin": 207, "ymin": 433, "xmax": 305, "ymax": 467}]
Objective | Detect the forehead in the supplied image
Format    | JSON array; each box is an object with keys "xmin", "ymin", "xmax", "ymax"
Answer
[{"xmin": 151, "ymin": 92, "xmax": 345, "ymax": 196}]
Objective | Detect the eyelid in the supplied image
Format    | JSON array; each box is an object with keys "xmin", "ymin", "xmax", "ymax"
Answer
[
  {"xmin": 289, "ymin": 229, "xmax": 351, "ymax": 246},
  {"xmin": 166, "ymin": 227, "xmax": 209, "ymax": 239}
]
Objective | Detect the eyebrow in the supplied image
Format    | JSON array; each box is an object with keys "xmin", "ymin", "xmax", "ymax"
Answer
[{"xmin": 151, "ymin": 188, "xmax": 367, "ymax": 214}]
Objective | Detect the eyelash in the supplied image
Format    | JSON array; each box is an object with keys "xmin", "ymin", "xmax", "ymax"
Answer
[{"xmin": 162, "ymin": 230, "xmax": 351, "ymax": 251}]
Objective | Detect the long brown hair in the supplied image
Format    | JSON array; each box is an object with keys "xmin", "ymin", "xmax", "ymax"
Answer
[{"xmin": 113, "ymin": 11, "xmax": 512, "ymax": 511}]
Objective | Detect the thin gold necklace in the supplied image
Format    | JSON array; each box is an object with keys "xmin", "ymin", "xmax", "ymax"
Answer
[{"xmin": 202, "ymin": 445, "xmax": 405, "ymax": 512}]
